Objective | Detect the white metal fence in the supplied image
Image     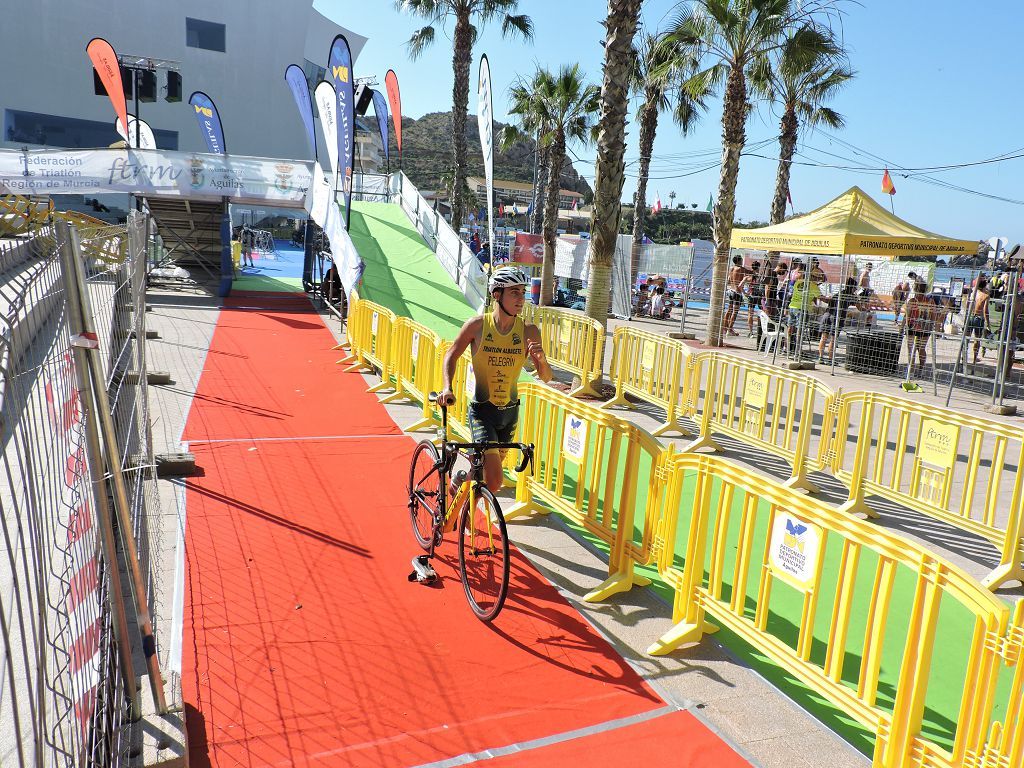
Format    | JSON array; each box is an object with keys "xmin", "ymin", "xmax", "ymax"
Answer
[
  {"xmin": 0, "ymin": 214, "xmax": 166, "ymax": 767},
  {"xmin": 387, "ymin": 172, "xmax": 488, "ymax": 311}
]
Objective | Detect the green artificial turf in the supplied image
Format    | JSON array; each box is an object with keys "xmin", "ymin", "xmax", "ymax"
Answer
[
  {"xmin": 231, "ymin": 275, "xmax": 305, "ymax": 293},
  {"xmin": 349, "ymin": 201, "xmax": 475, "ymax": 339}
]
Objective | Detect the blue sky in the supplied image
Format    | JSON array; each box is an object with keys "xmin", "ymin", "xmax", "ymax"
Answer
[{"xmin": 316, "ymin": 1, "xmax": 1024, "ymax": 243}]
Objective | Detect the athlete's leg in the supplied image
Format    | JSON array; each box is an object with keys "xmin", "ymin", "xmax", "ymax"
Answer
[{"xmin": 483, "ymin": 451, "xmax": 505, "ymax": 494}]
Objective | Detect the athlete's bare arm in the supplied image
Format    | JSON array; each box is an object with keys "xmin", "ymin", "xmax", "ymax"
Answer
[
  {"xmin": 524, "ymin": 323, "xmax": 552, "ymax": 382},
  {"xmin": 441, "ymin": 316, "xmax": 483, "ymax": 403}
]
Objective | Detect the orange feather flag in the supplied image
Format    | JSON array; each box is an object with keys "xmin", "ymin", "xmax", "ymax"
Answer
[{"xmin": 881, "ymin": 168, "xmax": 896, "ymax": 196}]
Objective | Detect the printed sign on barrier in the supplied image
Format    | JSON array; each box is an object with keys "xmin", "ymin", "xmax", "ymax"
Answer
[
  {"xmin": 744, "ymin": 372, "xmax": 769, "ymax": 410},
  {"xmin": 558, "ymin": 318, "xmax": 572, "ymax": 354},
  {"xmin": 562, "ymin": 414, "xmax": 587, "ymax": 463},
  {"xmin": 641, "ymin": 341, "xmax": 656, "ymax": 374},
  {"xmin": 411, "ymin": 331, "xmax": 420, "ymax": 377},
  {"xmin": 918, "ymin": 418, "xmax": 958, "ymax": 470},
  {"xmin": 371, "ymin": 311, "xmax": 379, "ymax": 354},
  {"xmin": 465, "ymin": 363, "xmax": 475, "ymax": 399},
  {"xmin": 768, "ymin": 512, "xmax": 821, "ymax": 590}
]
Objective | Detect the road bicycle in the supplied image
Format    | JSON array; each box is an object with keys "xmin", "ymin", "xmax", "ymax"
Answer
[{"xmin": 407, "ymin": 393, "xmax": 534, "ymax": 622}]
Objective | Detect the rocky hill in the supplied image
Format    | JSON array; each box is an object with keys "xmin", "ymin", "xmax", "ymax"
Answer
[{"xmin": 387, "ymin": 111, "xmax": 592, "ymax": 200}]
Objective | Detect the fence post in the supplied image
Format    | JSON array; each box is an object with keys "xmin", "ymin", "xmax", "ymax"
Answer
[
  {"xmin": 784, "ymin": 384, "xmax": 820, "ymax": 493},
  {"xmin": 837, "ymin": 395, "xmax": 879, "ymax": 519},
  {"xmin": 56, "ymin": 220, "xmax": 141, "ymax": 718},
  {"xmin": 682, "ymin": 354, "xmax": 721, "ymax": 453},
  {"xmin": 62, "ymin": 222, "xmax": 168, "ymax": 714}
]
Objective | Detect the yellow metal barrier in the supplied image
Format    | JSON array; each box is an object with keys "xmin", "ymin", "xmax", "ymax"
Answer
[
  {"xmin": 504, "ymin": 382, "xmax": 662, "ymax": 601},
  {"xmin": 601, "ymin": 326, "xmax": 691, "ymax": 436},
  {"xmin": 337, "ymin": 292, "xmax": 368, "ymax": 364},
  {"xmin": 683, "ymin": 351, "xmax": 831, "ymax": 492},
  {"xmin": 826, "ymin": 391, "xmax": 1024, "ymax": 590},
  {"xmin": 521, "ymin": 303, "xmax": 604, "ymax": 398},
  {"xmin": 379, "ymin": 317, "xmax": 444, "ymax": 432},
  {"xmin": 338, "ymin": 295, "xmax": 397, "ymax": 395},
  {"xmin": 647, "ymin": 451, "xmax": 1024, "ymax": 768},
  {"xmin": 0, "ymin": 193, "xmax": 52, "ymax": 236}
]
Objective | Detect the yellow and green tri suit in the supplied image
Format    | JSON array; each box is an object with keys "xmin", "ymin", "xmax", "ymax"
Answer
[{"xmin": 469, "ymin": 312, "xmax": 527, "ymax": 448}]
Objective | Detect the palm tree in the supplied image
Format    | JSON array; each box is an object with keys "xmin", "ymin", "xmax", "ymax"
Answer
[
  {"xmin": 664, "ymin": 0, "xmax": 840, "ymax": 346},
  {"xmin": 531, "ymin": 66, "xmax": 600, "ymax": 305},
  {"xmin": 629, "ymin": 33, "xmax": 709, "ymax": 288},
  {"xmin": 751, "ymin": 36, "xmax": 852, "ymax": 233},
  {"xmin": 396, "ymin": 0, "xmax": 532, "ymax": 230},
  {"xmin": 499, "ymin": 72, "xmax": 551, "ymax": 235},
  {"xmin": 584, "ymin": 0, "xmax": 644, "ymax": 337}
]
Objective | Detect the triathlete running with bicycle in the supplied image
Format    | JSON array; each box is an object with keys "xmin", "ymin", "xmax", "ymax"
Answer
[{"xmin": 439, "ymin": 266, "xmax": 552, "ymax": 495}]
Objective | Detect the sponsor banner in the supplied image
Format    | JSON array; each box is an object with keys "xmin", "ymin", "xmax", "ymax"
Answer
[
  {"xmin": 768, "ymin": 512, "xmax": 822, "ymax": 591},
  {"xmin": 918, "ymin": 419, "xmax": 958, "ymax": 469},
  {"xmin": 285, "ymin": 64, "xmax": 317, "ymax": 160},
  {"xmin": 188, "ymin": 91, "xmax": 226, "ymax": 154},
  {"xmin": 114, "ymin": 117, "xmax": 156, "ymax": 150},
  {"xmin": 562, "ymin": 414, "xmax": 587, "ymax": 462},
  {"xmin": 307, "ymin": 162, "xmax": 363, "ymax": 297},
  {"xmin": 477, "ymin": 54, "xmax": 495, "ymax": 261},
  {"xmin": 328, "ymin": 34, "xmax": 355, "ymax": 224},
  {"xmin": 314, "ymin": 80, "xmax": 339, "ymax": 180},
  {"xmin": 0, "ymin": 148, "xmax": 313, "ymax": 204},
  {"xmin": 86, "ymin": 38, "xmax": 128, "ymax": 140},
  {"xmin": 512, "ymin": 232, "xmax": 544, "ymax": 265},
  {"xmin": 371, "ymin": 89, "xmax": 389, "ymax": 161},
  {"xmin": 385, "ymin": 69, "xmax": 402, "ymax": 155}
]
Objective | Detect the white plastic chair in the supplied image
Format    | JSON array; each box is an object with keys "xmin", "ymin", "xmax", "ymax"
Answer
[{"xmin": 757, "ymin": 310, "xmax": 789, "ymax": 356}]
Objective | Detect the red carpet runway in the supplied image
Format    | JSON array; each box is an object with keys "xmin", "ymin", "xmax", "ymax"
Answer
[{"xmin": 180, "ymin": 293, "xmax": 747, "ymax": 767}]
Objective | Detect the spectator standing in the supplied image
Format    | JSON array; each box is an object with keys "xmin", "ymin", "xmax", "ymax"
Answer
[
  {"xmin": 858, "ymin": 262, "xmax": 874, "ymax": 297},
  {"xmin": 818, "ymin": 277, "xmax": 862, "ymax": 363},
  {"xmin": 903, "ymin": 280, "xmax": 933, "ymax": 376},
  {"xmin": 724, "ymin": 255, "xmax": 749, "ymax": 337},
  {"xmin": 788, "ymin": 266, "xmax": 825, "ymax": 346},
  {"xmin": 743, "ymin": 260, "xmax": 764, "ymax": 336},
  {"xmin": 967, "ymin": 277, "xmax": 991, "ymax": 370},
  {"xmin": 891, "ymin": 278, "xmax": 909, "ymax": 322},
  {"xmin": 477, "ymin": 241, "xmax": 491, "ymax": 268},
  {"xmin": 808, "ymin": 258, "xmax": 828, "ymax": 284}
]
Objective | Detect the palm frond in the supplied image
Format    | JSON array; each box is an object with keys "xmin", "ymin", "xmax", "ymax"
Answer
[
  {"xmin": 806, "ymin": 105, "xmax": 844, "ymax": 130},
  {"xmin": 501, "ymin": 13, "xmax": 534, "ymax": 40},
  {"xmin": 406, "ymin": 25, "xmax": 437, "ymax": 59},
  {"xmin": 498, "ymin": 123, "xmax": 528, "ymax": 151}
]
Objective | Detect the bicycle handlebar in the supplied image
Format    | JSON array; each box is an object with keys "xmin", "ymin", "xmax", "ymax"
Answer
[{"xmin": 428, "ymin": 392, "xmax": 534, "ymax": 474}]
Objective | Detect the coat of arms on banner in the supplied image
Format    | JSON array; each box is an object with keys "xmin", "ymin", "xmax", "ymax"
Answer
[
  {"xmin": 768, "ymin": 512, "xmax": 821, "ymax": 590},
  {"xmin": 275, "ymin": 163, "xmax": 294, "ymax": 193},
  {"xmin": 562, "ymin": 414, "xmax": 587, "ymax": 462},
  {"xmin": 189, "ymin": 157, "xmax": 204, "ymax": 188}
]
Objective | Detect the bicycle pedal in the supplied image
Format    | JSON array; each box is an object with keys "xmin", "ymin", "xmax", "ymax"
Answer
[{"xmin": 408, "ymin": 554, "xmax": 438, "ymax": 584}]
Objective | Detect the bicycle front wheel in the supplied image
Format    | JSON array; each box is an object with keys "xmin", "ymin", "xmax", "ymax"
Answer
[
  {"xmin": 408, "ymin": 440, "xmax": 442, "ymax": 551},
  {"xmin": 458, "ymin": 487, "xmax": 510, "ymax": 622}
]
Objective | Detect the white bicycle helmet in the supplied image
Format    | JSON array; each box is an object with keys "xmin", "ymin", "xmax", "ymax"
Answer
[{"xmin": 488, "ymin": 265, "xmax": 529, "ymax": 293}]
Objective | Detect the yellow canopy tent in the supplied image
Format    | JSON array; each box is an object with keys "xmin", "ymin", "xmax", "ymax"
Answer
[{"xmin": 730, "ymin": 186, "xmax": 978, "ymax": 258}]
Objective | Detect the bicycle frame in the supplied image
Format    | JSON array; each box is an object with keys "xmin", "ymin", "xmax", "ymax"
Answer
[{"xmin": 425, "ymin": 398, "xmax": 533, "ymax": 560}]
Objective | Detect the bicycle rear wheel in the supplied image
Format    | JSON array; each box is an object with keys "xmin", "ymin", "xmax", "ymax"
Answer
[
  {"xmin": 408, "ymin": 440, "xmax": 442, "ymax": 550},
  {"xmin": 458, "ymin": 487, "xmax": 510, "ymax": 621}
]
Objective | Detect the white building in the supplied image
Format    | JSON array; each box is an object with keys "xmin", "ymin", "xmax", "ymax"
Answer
[{"xmin": 0, "ymin": 0, "xmax": 371, "ymax": 163}]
